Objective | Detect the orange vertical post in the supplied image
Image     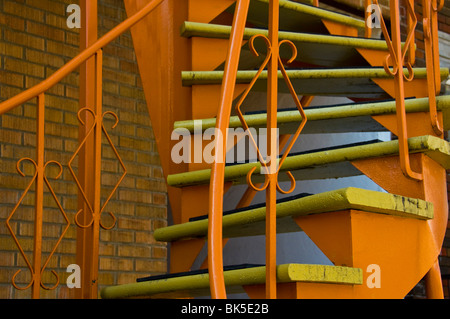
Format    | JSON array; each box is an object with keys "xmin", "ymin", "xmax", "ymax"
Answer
[
  {"xmin": 364, "ymin": 0, "xmax": 373, "ymax": 38},
  {"xmin": 390, "ymin": 0, "xmax": 423, "ymax": 181},
  {"xmin": 32, "ymin": 94, "xmax": 45, "ymax": 299},
  {"xmin": 75, "ymin": 0, "xmax": 98, "ymax": 299},
  {"xmin": 422, "ymin": 0, "xmax": 443, "ymax": 136},
  {"xmin": 406, "ymin": 0, "xmax": 415, "ymax": 65},
  {"xmin": 266, "ymin": 0, "xmax": 279, "ymax": 300}
]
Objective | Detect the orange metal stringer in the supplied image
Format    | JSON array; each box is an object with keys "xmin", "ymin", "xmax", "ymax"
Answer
[
  {"xmin": 372, "ymin": 112, "xmax": 444, "ymax": 138},
  {"xmin": 244, "ymin": 280, "xmax": 356, "ymax": 299},
  {"xmin": 350, "ymin": 154, "xmax": 448, "ymax": 298},
  {"xmin": 322, "ymin": 20, "xmax": 358, "ymax": 37},
  {"xmin": 294, "ymin": 150, "xmax": 447, "ymax": 298},
  {"xmin": 188, "ymin": 0, "xmax": 236, "ymax": 24}
]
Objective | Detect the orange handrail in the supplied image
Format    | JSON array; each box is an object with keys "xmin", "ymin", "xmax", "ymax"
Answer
[
  {"xmin": 0, "ymin": 0, "xmax": 164, "ymax": 115},
  {"xmin": 208, "ymin": 0, "xmax": 251, "ymax": 299}
]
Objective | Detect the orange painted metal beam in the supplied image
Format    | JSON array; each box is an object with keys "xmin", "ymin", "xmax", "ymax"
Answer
[
  {"xmin": 75, "ymin": 0, "xmax": 98, "ymax": 299},
  {"xmin": 32, "ymin": 94, "xmax": 45, "ymax": 299}
]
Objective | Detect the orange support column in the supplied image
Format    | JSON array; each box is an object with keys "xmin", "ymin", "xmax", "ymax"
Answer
[{"xmin": 75, "ymin": 0, "xmax": 98, "ymax": 299}]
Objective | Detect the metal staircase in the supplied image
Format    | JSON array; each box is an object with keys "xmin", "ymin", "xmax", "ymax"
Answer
[
  {"xmin": 1, "ymin": 0, "xmax": 448, "ymax": 299},
  {"xmin": 100, "ymin": 0, "xmax": 450, "ymax": 299}
]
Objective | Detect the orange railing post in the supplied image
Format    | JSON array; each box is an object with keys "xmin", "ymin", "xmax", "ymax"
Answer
[
  {"xmin": 407, "ymin": 0, "xmax": 416, "ymax": 65},
  {"xmin": 365, "ymin": 0, "xmax": 373, "ymax": 38},
  {"xmin": 371, "ymin": 0, "xmax": 422, "ymax": 181},
  {"xmin": 74, "ymin": 0, "xmax": 98, "ymax": 299},
  {"xmin": 422, "ymin": 0, "xmax": 444, "ymax": 136},
  {"xmin": 265, "ymin": 0, "xmax": 280, "ymax": 300},
  {"xmin": 32, "ymin": 93, "xmax": 45, "ymax": 299},
  {"xmin": 69, "ymin": 50, "xmax": 126, "ymax": 298},
  {"xmin": 390, "ymin": 0, "xmax": 423, "ymax": 181}
]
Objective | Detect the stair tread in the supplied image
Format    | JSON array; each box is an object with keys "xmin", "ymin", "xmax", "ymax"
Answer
[
  {"xmin": 181, "ymin": 67, "xmax": 450, "ymax": 98},
  {"xmin": 137, "ymin": 264, "xmax": 264, "ymax": 282},
  {"xmin": 100, "ymin": 263, "xmax": 363, "ymax": 299},
  {"xmin": 226, "ymin": 139, "xmax": 382, "ymax": 166},
  {"xmin": 174, "ymin": 96, "xmax": 450, "ymax": 134},
  {"xmin": 182, "ymin": 22, "xmax": 385, "ymax": 49},
  {"xmin": 228, "ymin": 0, "xmax": 366, "ymax": 34},
  {"xmin": 189, "ymin": 192, "xmax": 313, "ymax": 222},
  {"xmin": 182, "ymin": 21, "xmax": 386, "ymax": 67},
  {"xmin": 167, "ymin": 135, "xmax": 450, "ymax": 188},
  {"xmin": 153, "ymin": 187, "xmax": 433, "ymax": 242}
]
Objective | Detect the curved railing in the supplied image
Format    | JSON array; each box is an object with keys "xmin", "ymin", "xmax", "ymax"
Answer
[
  {"xmin": 0, "ymin": 0, "xmax": 164, "ymax": 115},
  {"xmin": 209, "ymin": 0, "xmax": 310, "ymax": 299},
  {"xmin": 208, "ymin": 0, "xmax": 251, "ymax": 299}
]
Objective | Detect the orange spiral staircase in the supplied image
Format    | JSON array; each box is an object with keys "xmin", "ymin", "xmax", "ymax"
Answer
[{"xmin": 1, "ymin": 0, "xmax": 449, "ymax": 299}]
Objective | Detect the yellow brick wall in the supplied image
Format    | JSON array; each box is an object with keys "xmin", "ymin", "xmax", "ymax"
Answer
[{"xmin": 0, "ymin": 0, "xmax": 168, "ymax": 298}]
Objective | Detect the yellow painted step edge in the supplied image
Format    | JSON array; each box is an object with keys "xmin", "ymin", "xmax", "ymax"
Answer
[
  {"xmin": 100, "ymin": 264, "xmax": 363, "ymax": 299},
  {"xmin": 181, "ymin": 21, "xmax": 389, "ymax": 50},
  {"xmin": 167, "ymin": 135, "xmax": 450, "ymax": 188},
  {"xmin": 256, "ymin": 0, "xmax": 366, "ymax": 29},
  {"xmin": 181, "ymin": 67, "xmax": 450, "ymax": 86},
  {"xmin": 174, "ymin": 96, "xmax": 450, "ymax": 132},
  {"xmin": 153, "ymin": 187, "xmax": 433, "ymax": 242}
]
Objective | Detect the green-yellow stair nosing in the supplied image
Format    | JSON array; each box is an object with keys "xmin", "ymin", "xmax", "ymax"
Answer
[
  {"xmin": 166, "ymin": 135, "xmax": 450, "ymax": 188},
  {"xmin": 181, "ymin": 67, "xmax": 450, "ymax": 86},
  {"xmin": 153, "ymin": 187, "xmax": 433, "ymax": 242},
  {"xmin": 255, "ymin": 0, "xmax": 366, "ymax": 29},
  {"xmin": 174, "ymin": 95, "xmax": 450, "ymax": 132},
  {"xmin": 100, "ymin": 263, "xmax": 363, "ymax": 299},
  {"xmin": 181, "ymin": 21, "xmax": 389, "ymax": 50}
]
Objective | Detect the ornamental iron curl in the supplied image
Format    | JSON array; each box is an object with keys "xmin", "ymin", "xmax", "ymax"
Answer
[
  {"xmin": 68, "ymin": 109, "xmax": 126, "ymax": 231},
  {"xmin": 235, "ymin": 35, "xmax": 307, "ymax": 196},
  {"xmin": 6, "ymin": 94, "xmax": 70, "ymax": 297}
]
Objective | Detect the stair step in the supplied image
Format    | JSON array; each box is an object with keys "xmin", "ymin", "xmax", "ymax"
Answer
[
  {"xmin": 181, "ymin": 67, "xmax": 450, "ymax": 99},
  {"xmin": 137, "ymin": 264, "xmax": 263, "ymax": 282},
  {"xmin": 227, "ymin": 0, "xmax": 366, "ymax": 34},
  {"xmin": 100, "ymin": 263, "xmax": 363, "ymax": 299},
  {"xmin": 153, "ymin": 187, "xmax": 433, "ymax": 242},
  {"xmin": 174, "ymin": 96, "xmax": 450, "ymax": 134},
  {"xmin": 189, "ymin": 192, "xmax": 313, "ymax": 221},
  {"xmin": 226, "ymin": 139, "xmax": 382, "ymax": 165},
  {"xmin": 182, "ymin": 21, "xmax": 388, "ymax": 67},
  {"xmin": 167, "ymin": 135, "xmax": 450, "ymax": 188},
  {"xmin": 290, "ymin": 0, "xmax": 317, "ymax": 6}
]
